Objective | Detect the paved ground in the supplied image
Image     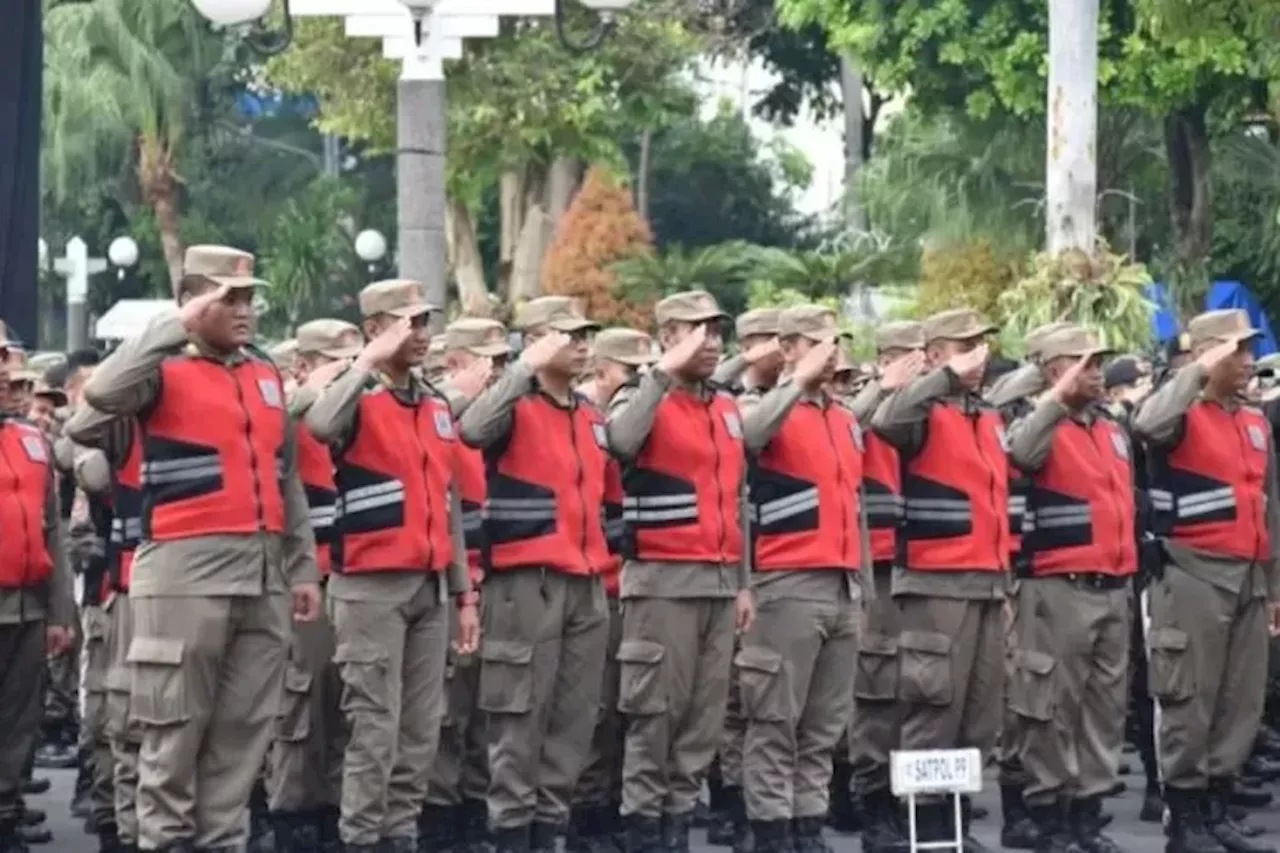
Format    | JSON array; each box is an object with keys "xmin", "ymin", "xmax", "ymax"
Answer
[{"xmin": 24, "ymin": 761, "xmax": 1280, "ymax": 853}]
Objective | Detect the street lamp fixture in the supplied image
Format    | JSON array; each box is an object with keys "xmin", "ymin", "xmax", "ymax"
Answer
[
  {"xmin": 557, "ymin": 0, "xmax": 632, "ymax": 53},
  {"xmin": 355, "ymin": 229, "xmax": 389, "ymax": 274},
  {"xmin": 108, "ymin": 236, "xmax": 141, "ymax": 280}
]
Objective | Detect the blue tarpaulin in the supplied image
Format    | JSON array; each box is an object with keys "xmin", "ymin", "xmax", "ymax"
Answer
[{"xmin": 1147, "ymin": 280, "xmax": 1277, "ymax": 356}]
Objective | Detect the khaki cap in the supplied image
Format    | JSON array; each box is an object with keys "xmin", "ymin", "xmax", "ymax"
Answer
[
  {"xmin": 512, "ymin": 296, "xmax": 599, "ymax": 333},
  {"xmin": 875, "ymin": 321, "xmax": 926, "ymax": 352},
  {"xmin": 31, "ymin": 378, "xmax": 67, "ymax": 406},
  {"xmin": 1187, "ymin": 309, "xmax": 1261, "ymax": 348},
  {"xmin": 446, "ymin": 318, "xmax": 512, "ymax": 357},
  {"xmin": 9, "ymin": 369, "xmax": 37, "ymax": 385},
  {"xmin": 833, "ymin": 347, "xmax": 858, "ymax": 376},
  {"xmin": 923, "ymin": 308, "xmax": 998, "ymax": 343},
  {"xmin": 655, "ymin": 290, "xmax": 729, "ymax": 326},
  {"xmin": 1038, "ymin": 325, "xmax": 1114, "ymax": 362},
  {"xmin": 735, "ymin": 308, "xmax": 780, "ymax": 339},
  {"xmin": 184, "ymin": 245, "xmax": 268, "ymax": 289},
  {"xmin": 1025, "ymin": 321, "xmax": 1076, "ymax": 360},
  {"xmin": 778, "ymin": 305, "xmax": 842, "ymax": 342},
  {"xmin": 594, "ymin": 328, "xmax": 659, "ymax": 366},
  {"xmin": 359, "ymin": 279, "xmax": 436, "ymax": 319},
  {"xmin": 297, "ymin": 319, "xmax": 363, "ymax": 359},
  {"xmin": 268, "ymin": 339, "xmax": 298, "ymax": 371}
]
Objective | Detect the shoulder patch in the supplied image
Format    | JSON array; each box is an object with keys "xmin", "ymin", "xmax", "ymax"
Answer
[
  {"xmin": 1247, "ymin": 423, "xmax": 1268, "ymax": 452},
  {"xmin": 433, "ymin": 407, "xmax": 456, "ymax": 440},
  {"xmin": 21, "ymin": 434, "xmax": 48, "ymax": 463}
]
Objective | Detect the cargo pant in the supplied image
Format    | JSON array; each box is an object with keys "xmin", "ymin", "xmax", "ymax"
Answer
[
  {"xmin": 896, "ymin": 595, "xmax": 1004, "ymax": 761},
  {"xmin": 718, "ymin": 646, "xmax": 746, "ymax": 791},
  {"xmin": 104, "ymin": 594, "xmax": 141, "ymax": 845},
  {"xmin": 82, "ymin": 604, "xmax": 116, "ymax": 829},
  {"xmin": 331, "ymin": 578, "xmax": 450, "ymax": 846},
  {"xmin": 850, "ymin": 565, "xmax": 900, "ymax": 795},
  {"xmin": 1010, "ymin": 577, "xmax": 1130, "ymax": 805},
  {"xmin": 739, "ymin": 588, "xmax": 860, "ymax": 821},
  {"xmin": 997, "ymin": 592, "xmax": 1028, "ymax": 791},
  {"xmin": 0, "ymin": 621, "xmax": 46, "ymax": 828},
  {"xmin": 129, "ymin": 593, "xmax": 292, "ymax": 850},
  {"xmin": 619, "ymin": 597, "xmax": 736, "ymax": 820},
  {"xmin": 1146, "ymin": 563, "xmax": 1268, "ymax": 791},
  {"xmin": 573, "ymin": 596, "xmax": 625, "ymax": 808},
  {"xmin": 480, "ymin": 569, "xmax": 608, "ymax": 829},
  {"xmin": 268, "ymin": 604, "xmax": 344, "ymax": 815},
  {"xmin": 425, "ymin": 609, "xmax": 488, "ymax": 809}
]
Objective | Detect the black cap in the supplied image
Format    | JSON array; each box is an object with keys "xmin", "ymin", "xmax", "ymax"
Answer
[{"xmin": 1104, "ymin": 356, "xmax": 1146, "ymax": 390}]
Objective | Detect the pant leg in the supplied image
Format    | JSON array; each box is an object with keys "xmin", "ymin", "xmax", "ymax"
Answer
[
  {"xmin": 535, "ymin": 575, "xmax": 607, "ymax": 825},
  {"xmin": 0, "ymin": 621, "xmax": 46, "ymax": 825},
  {"xmin": 719, "ymin": 638, "xmax": 745, "ymax": 790},
  {"xmin": 957, "ymin": 599, "xmax": 1004, "ymax": 757},
  {"xmin": 1076, "ymin": 586, "xmax": 1130, "ymax": 800},
  {"xmin": 385, "ymin": 583, "xmax": 450, "ymax": 840},
  {"xmin": 1129, "ymin": 585, "xmax": 1158, "ymax": 788},
  {"xmin": 480, "ymin": 569, "xmax": 568, "ymax": 830},
  {"xmin": 665, "ymin": 599, "xmax": 735, "ymax": 817},
  {"xmin": 130, "ymin": 596, "xmax": 233, "ymax": 850},
  {"xmin": 573, "ymin": 597, "xmax": 624, "ymax": 807},
  {"xmin": 426, "ymin": 608, "xmax": 478, "ymax": 808},
  {"xmin": 1146, "ymin": 566, "xmax": 1234, "ymax": 791},
  {"xmin": 1206, "ymin": 592, "xmax": 1269, "ymax": 779},
  {"xmin": 105, "ymin": 595, "xmax": 140, "ymax": 845},
  {"xmin": 331, "ymin": 595, "xmax": 410, "ymax": 846},
  {"xmin": 850, "ymin": 566, "xmax": 900, "ymax": 795},
  {"xmin": 618, "ymin": 598, "xmax": 699, "ymax": 820},
  {"xmin": 268, "ymin": 604, "xmax": 339, "ymax": 814},
  {"xmin": 795, "ymin": 599, "xmax": 859, "ymax": 820},
  {"xmin": 83, "ymin": 605, "xmax": 116, "ymax": 827},
  {"xmin": 997, "ymin": 592, "xmax": 1027, "ymax": 789},
  {"xmin": 896, "ymin": 595, "xmax": 982, "ymax": 753}
]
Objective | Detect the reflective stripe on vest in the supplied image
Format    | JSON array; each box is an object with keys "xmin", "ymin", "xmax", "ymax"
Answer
[
  {"xmin": 141, "ymin": 356, "xmax": 288, "ymax": 540},
  {"xmin": 484, "ymin": 393, "xmax": 609, "ymax": 576},
  {"xmin": 901, "ymin": 402, "xmax": 1010, "ymax": 572},
  {"xmin": 109, "ymin": 423, "xmax": 143, "ymax": 591},
  {"xmin": 751, "ymin": 399, "xmax": 863, "ymax": 572},
  {"xmin": 452, "ymin": 438, "xmax": 487, "ymax": 584},
  {"xmin": 0, "ymin": 420, "xmax": 54, "ymax": 588},
  {"xmin": 624, "ymin": 389, "xmax": 744, "ymax": 564},
  {"xmin": 295, "ymin": 418, "xmax": 337, "ymax": 576},
  {"xmin": 862, "ymin": 430, "xmax": 901, "ymax": 565},
  {"xmin": 1148, "ymin": 402, "xmax": 1271, "ymax": 561},
  {"xmin": 335, "ymin": 386, "xmax": 455, "ymax": 573}
]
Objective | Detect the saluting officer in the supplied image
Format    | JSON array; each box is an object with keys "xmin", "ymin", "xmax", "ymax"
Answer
[
  {"xmin": 713, "ymin": 309, "xmax": 783, "ymax": 393},
  {"xmin": 81, "ymin": 245, "xmax": 322, "ymax": 853}
]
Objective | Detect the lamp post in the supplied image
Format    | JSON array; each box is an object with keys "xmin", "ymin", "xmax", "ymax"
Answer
[
  {"xmin": 190, "ymin": 0, "xmax": 634, "ymax": 324},
  {"xmin": 108, "ymin": 236, "xmax": 140, "ymax": 281},
  {"xmin": 355, "ymin": 228, "xmax": 388, "ymax": 276}
]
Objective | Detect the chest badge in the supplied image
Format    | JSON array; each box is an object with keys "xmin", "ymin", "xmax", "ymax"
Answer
[
  {"xmin": 434, "ymin": 409, "xmax": 455, "ymax": 439},
  {"xmin": 995, "ymin": 425, "xmax": 1010, "ymax": 452},
  {"xmin": 1110, "ymin": 431, "xmax": 1129, "ymax": 460},
  {"xmin": 592, "ymin": 422, "xmax": 608, "ymax": 449},
  {"xmin": 21, "ymin": 435, "xmax": 47, "ymax": 463},
  {"xmin": 850, "ymin": 421, "xmax": 864, "ymax": 452},
  {"xmin": 1248, "ymin": 424, "xmax": 1267, "ymax": 451},
  {"xmin": 258, "ymin": 378, "xmax": 282, "ymax": 409},
  {"xmin": 722, "ymin": 411, "xmax": 743, "ymax": 440}
]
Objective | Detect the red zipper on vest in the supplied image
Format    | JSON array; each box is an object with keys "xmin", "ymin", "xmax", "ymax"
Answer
[
  {"xmin": 568, "ymin": 408, "xmax": 590, "ymax": 565},
  {"xmin": 820, "ymin": 408, "xmax": 850, "ymax": 565},
  {"xmin": 230, "ymin": 367, "xmax": 267, "ymax": 531},
  {"xmin": 704, "ymin": 401, "xmax": 729, "ymax": 563},
  {"xmin": 414, "ymin": 402, "xmax": 436, "ymax": 571},
  {"xmin": 971, "ymin": 411, "xmax": 1002, "ymax": 564},
  {"xmin": 0, "ymin": 435, "xmax": 32, "ymax": 585}
]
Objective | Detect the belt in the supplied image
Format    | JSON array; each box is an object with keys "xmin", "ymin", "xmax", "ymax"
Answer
[{"xmin": 1059, "ymin": 572, "xmax": 1130, "ymax": 591}]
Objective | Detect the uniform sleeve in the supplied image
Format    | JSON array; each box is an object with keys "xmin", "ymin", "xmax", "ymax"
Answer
[
  {"xmin": 1007, "ymin": 396, "xmax": 1070, "ymax": 473},
  {"xmin": 83, "ymin": 311, "xmax": 188, "ymax": 416},
  {"xmin": 870, "ymin": 368, "xmax": 957, "ymax": 458},
  {"xmin": 44, "ymin": 460, "xmax": 74, "ymax": 628},
  {"xmin": 606, "ymin": 369, "xmax": 674, "ymax": 462},
  {"xmin": 712, "ymin": 354, "xmax": 748, "ymax": 387},
  {"xmin": 740, "ymin": 383, "xmax": 803, "ymax": 455},
  {"xmin": 458, "ymin": 361, "xmax": 534, "ymax": 450},
  {"xmin": 53, "ymin": 436, "xmax": 76, "ymax": 473},
  {"xmin": 858, "ymin": 486, "xmax": 874, "ymax": 598},
  {"xmin": 1131, "ymin": 365, "xmax": 1205, "ymax": 449},
  {"xmin": 848, "ymin": 379, "xmax": 887, "ymax": 422},
  {"xmin": 279, "ymin": 423, "xmax": 320, "ymax": 588},
  {"xmin": 438, "ymin": 380, "xmax": 473, "ymax": 419},
  {"xmin": 304, "ymin": 366, "xmax": 369, "ymax": 451},
  {"xmin": 64, "ymin": 407, "xmax": 131, "ymax": 469},
  {"xmin": 738, "ymin": 475, "xmax": 751, "ymax": 591},
  {"xmin": 1265, "ymin": 444, "xmax": 1280, "ymax": 602},
  {"xmin": 446, "ymin": 483, "xmax": 472, "ymax": 596},
  {"xmin": 72, "ymin": 446, "xmax": 113, "ymax": 496}
]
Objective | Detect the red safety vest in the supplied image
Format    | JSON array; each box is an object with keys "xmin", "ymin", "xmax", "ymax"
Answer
[
  {"xmin": 752, "ymin": 397, "xmax": 863, "ymax": 571},
  {"xmin": 624, "ymin": 388, "xmax": 744, "ymax": 564},
  {"xmin": 110, "ymin": 423, "xmax": 143, "ymax": 591},
  {"xmin": 1149, "ymin": 401, "xmax": 1271, "ymax": 561},
  {"xmin": 452, "ymin": 438, "xmax": 487, "ymax": 587},
  {"xmin": 1024, "ymin": 415, "xmax": 1137, "ymax": 576},
  {"xmin": 0, "ymin": 419, "xmax": 54, "ymax": 588},
  {"xmin": 901, "ymin": 402, "xmax": 1010, "ymax": 572},
  {"xmin": 335, "ymin": 385, "xmax": 455, "ymax": 574},
  {"xmin": 484, "ymin": 393, "xmax": 608, "ymax": 576},
  {"xmin": 141, "ymin": 354, "xmax": 287, "ymax": 540},
  {"xmin": 862, "ymin": 431, "xmax": 901, "ymax": 566},
  {"xmin": 601, "ymin": 458, "xmax": 624, "ymax": 597},
  {"xmin": 295, "ymin": 419, "xmax": 336, "ymax": 577}
]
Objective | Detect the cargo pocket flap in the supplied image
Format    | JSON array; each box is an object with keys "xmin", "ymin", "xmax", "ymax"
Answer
[
  {"xmin": 734, "ymin": 646, "xmax": 783, "ymax": 674},
  {"xmin": 861, "ymin": 633, "xmax": 899, "ymax": 657},
  {"xmin": 616, "ymin": 640, "xmax": 665, "ymax": 665},
  {"xmin": 1014, "ymin": 649, "xmax": 1056, "ymax": 676},
  {"xmin": 284, "ymin": 665, "xmax": 313, "ymax": 694},
  {"xmin": 127, "ymin": 636, "xmax": 184, "ymax": 666},
  {"xmin": 333, "ymin": 643, "xmax": 387, "ymax": 665},
  {"xmin": 480, "ymin": 639, "xmax": 534, "ymax": 666},
  {"xmin": 1148, "ymin": 628, "xmax": 1189, "ymax": 652},
  {"xmin": 899, "ymin": 630, "xmax": 951, "ymax": 656}
]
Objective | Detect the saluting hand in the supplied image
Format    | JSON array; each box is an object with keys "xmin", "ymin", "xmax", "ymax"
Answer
[
  {"xmin": 880, "ymin": 350, "xmax": 926, "ymax": 391},
  {"xmin": 180, "ymin": 283, "xmax": 232, "ymax": 335},
  {"xmin": 455, "ymin": 602, "xmax": 481, "ymax": 654},
  {"xmin": 1196, "ymin": 339, "xmax": 1239, "ymax": 373},
  {"xmin": 947, "ymin": 344, "xmax": 989, "ymax": 391},
  {"xmin": 743, "ymin": 338, "xmax": 781, "ymax": 367},
  {"xmin": 793, "ymin": 340, "xmax": 838, "ymax": 390},
  {"xmin": 521, "ymin": 332, "xmax": 574, "ymax": 372},
  {"xmin": 658, "ymin": 324, "xmax": 708, "ymax": 376},
  {"xmin": 355, "ymin": 319, "xmax": 414, "ymax": 373},
  {"xmin": 451, "ymin": 358, "xmax": 493, "ymax": 402},
  {"xmin": 1050, "ymin": 354, "xmax": 1091, "ymax": 407},
  {"xmin": 291, "ymin": 582, "xmax": 322, "ymax": 624}
]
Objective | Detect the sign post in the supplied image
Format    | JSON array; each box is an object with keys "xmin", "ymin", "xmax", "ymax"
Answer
[{"xmin": 890, "ymin": 748, "xmax": 984, "ymax": 853}]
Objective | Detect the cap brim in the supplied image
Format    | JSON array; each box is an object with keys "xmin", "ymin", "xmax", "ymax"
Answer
[
  {"xmin": 466, "ymin": 343, "xmax": 513, "ymax": 357},
  {"xmin": 548, "ymin": 317, "xmax": 602, "ymax": 333},
  {"xmin": 316, "ymin": 344, "xmax": 363, "ymax": 360},
  {"xmin": 207, "ymin": 275, "xmax": 270, "ymax": 289},
  {"xmin": 607, "ymin": 353, "xmax": 660, "ymax": 367},
  {"xmin": 34, "ymin": 389, "xmax": 68, "ymax": 405},
  {"xmin": 935, "ymin": 323, "xmax": 999, "ymax": 342},
  {"xmin": 387, "ymin": 303, "xmax": 436, "ymax": 319}
]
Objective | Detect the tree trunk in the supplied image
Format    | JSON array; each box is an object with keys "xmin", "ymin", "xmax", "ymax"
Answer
[
  {"xmin": 137, "ymin": 134, "xmax": 184, "ymax": 297},
  {"xmin": 445, "ymin": 197, "xmax": 492, "ymax": 316},
  {"xmin": 839, "ymin": 55, "xmax": 867, "ymax": 233},
  {"xmin": 509, "ymin": 203, "xmax": 551, "ymax": 305},
  {"xmin": 1045, "ymin": 0, "xmax": 1099, "ymax": 255},
  {"xmin": 497, "ymin": 169, "xmax": 526, "ymax": 300},
  {"xmin": 1164, "ymin": 103, "xmax": 1213, "ymax": 312},
  {"xmin": 637, "ymin": 130, "xmax": 653, "ymax": 220},
  {"xmin": 544, "ymin": 157, "xmax": 581, "ymax": 224}
]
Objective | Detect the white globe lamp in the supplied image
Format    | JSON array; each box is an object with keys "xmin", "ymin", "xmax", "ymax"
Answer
[
  {"xmin": 190, "ymin": 0, "xmax": 273, "ymax": 25},
  {"xmin": 355, "ymin": 229, "xmax": 388, "ymax": 264}
]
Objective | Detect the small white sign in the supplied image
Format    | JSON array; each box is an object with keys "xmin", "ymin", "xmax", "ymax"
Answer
[{"xmin": 890, "ymin": 748, "xmax": 984, "ymax": 796}]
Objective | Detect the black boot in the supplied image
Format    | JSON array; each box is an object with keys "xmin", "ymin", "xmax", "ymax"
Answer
[
  {"xmin": 748, "ymin": 820, "xmax": 790, "ymax": 853},
  {"xmin": 1000, "ymin": 785, "xmax": 1040, "ymax": 851},
  {"xmin": 0, "ymin": 818, "xmax": 27, "ymax": 853},
  {"xmin": 1026, "ymin": 801, "xmax": 1084, "ymax": 853},
  {"xmin": 622, "ymin": 816, "xmax": 663, "ymax": 853},
  {"xmin": 386, "ymin": 839, "xmax": 417, "ymax": 853},
  {"xmin": 248, "ymin": 782, "xmax": 274, "ymax": 853},
  {"xmin": 1164, "ymin": 787, "xmax": 1225, "ymax": 853},
  {"xmin": 1228, "ymin": 783, "xmax": 1272, "ymax": 811},
  {"xmin": 861, "ymin": 790, "xmax": 907, "ymax": 853},
  {"xmin": 1141, "ymin": 784, "xmax": 1165, "ymax": 824},
  {"xmin": 342, "ymin": 844, "xmax": 380, "ymax": 853},
  {"xmin": 663, "ymin": 812, "xmax": 692, "ymax": 853},
  {"xmin": 708, "ymin": 789, "xmax": 741, "ymax": 847},
  {"xmin": 97, "ymin": 820, "xmax": 123, "ymax": 853},
  {"xmin": 530, "ymin": 822, "xmax": 558, "ymax": 853},
  {"xmin": 1206, "ymin": 782, "xmax": 1275, "ymax": 853},
  {"xmin": 417, "ymin": 804, "xmax": 458, "ymax": 853},
  {"xmin": 791, "ymin": 816, "xmax": 828, "ymax": 853},
  {"xmin": 827, "ymin": 763, "xmax": 859, "ymax": 834},
  {"xmin": 491, "ymin": 826, "xmax": 530, "ymax": 853},
  {"xmin": 960, "ymin": 797, "xmax": 993, "ymax": 853},
  {"xmin": 70, "ymin": 760, "xmax": 92, "ymax": 819},
  {"xmin": 317, "ymin": 807, "xmax": 342, "ymax": 853},
  {"xmin": 707, "ymin": 767, "xmax": 727, "ymax": 834},
  {"xmin": 16, "ymin": 822, "xmax": 49, "ymax": 846},
  {"xmin": 1070, "ymin": 797, "xmax": 1122, "ymax": 853},
  {"xmin": 457, "ymin": 800, "xmax": 491, "ymax": 853}
]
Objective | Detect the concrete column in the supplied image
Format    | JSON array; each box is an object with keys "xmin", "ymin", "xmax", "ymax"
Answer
[
  {"xmin": 1045, "ymin": 0, "xmax": 1099, "ymax": 255},
  {"xmin": 396, "ymin": 76, "xmax": 449, "ymax": 330}
]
